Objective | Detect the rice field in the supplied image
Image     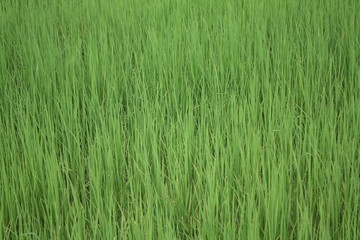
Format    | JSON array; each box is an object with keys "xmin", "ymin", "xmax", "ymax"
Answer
[{"xmin": 0, "ymin": 0, "xmax": 359, "ymax": 239}]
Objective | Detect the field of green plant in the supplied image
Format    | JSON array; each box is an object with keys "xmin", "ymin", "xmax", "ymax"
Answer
[{"xmin": 0, "ymin": 0, "xmax": 359, "ymax": 239}]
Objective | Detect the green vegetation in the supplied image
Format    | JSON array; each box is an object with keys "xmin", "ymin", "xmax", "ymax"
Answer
[{"xmin": 1, "ymin": 0, "xmax": 359, "ymax": 239}]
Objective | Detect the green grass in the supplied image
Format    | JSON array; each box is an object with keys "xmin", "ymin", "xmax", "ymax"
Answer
[{"xmin": 1, "ymin": 0, "xmax": 359, "ymax": 239}]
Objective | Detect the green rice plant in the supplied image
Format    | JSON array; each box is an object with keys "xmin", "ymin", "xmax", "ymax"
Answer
[{"xmin": 0, "ymin": 0, "xmax": 359, "ymax": 239}]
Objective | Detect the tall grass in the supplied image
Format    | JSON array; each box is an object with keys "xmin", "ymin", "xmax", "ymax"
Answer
[{"xmin": 0, "ymin": 0, "xmax": 359, "ymax": 239}]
